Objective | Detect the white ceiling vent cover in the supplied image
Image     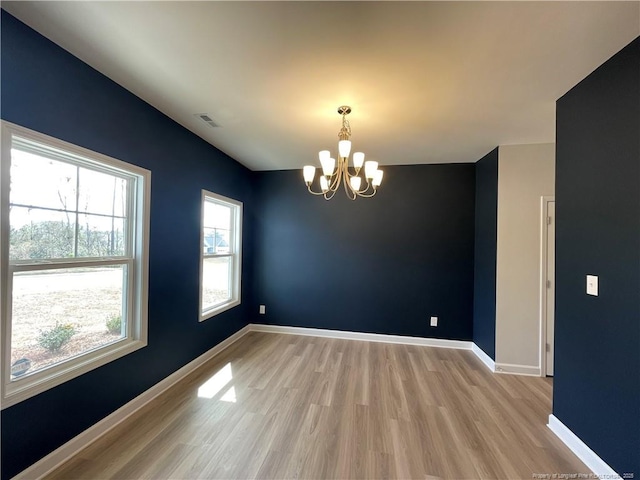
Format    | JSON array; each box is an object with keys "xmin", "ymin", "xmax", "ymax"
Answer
[{"xmin": 194, "ymin": 113, "xmax": 220, "ymax": 128}]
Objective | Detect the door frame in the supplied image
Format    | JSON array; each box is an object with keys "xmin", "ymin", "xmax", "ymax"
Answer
[{"xmin": 539, "ymin": 196, "xmax": 555, "ymax": 377}]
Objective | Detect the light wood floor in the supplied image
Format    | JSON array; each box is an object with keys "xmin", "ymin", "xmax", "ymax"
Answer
[{"xmin": 48, "ymin": 332, "xmax": 588, "ymax": 479}]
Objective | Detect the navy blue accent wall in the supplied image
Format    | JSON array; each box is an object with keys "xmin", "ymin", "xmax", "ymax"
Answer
[
  {"xmin": 472, "ymin": 148, "xmax": 498, "ymax": 360},
  {"xmin": 554, "ymin": 37, "xmax": 639, "ymax": 476},
  {"xmin": 253, "ymin": 165, "xmax": 476, "ymax": 340},
  {"xmin": 1, "ymin": 11, "xmax": 254, "ymax": 479}
]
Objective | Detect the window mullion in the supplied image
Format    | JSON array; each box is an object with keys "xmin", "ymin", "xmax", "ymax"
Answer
[
  {"xmin": 11, "ymin": 257, "xmax": 130, "ymax": 273},
  {"xmin": 203, "ymin": 253, "xmax": 233, "ymax": 259}
]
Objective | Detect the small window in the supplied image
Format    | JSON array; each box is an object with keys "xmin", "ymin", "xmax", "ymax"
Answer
[
  {"xmin": 200, "ymin": 190, "xmax": 242, "ymax": 320},
  {"xmin": 1, "ymin": 122, "xmax": 150, "ymax": 408}
]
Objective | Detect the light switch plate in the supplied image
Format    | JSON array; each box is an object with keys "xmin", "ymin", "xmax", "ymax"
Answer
[{"xmin": 586, "ymin": 275, "xmax": 598, "ymax": 296}]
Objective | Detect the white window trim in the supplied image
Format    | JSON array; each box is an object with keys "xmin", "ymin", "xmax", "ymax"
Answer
[
  {"xmin": 199, "ymin": 190, "xmax": 242, "ymax": 321},
  {"xmin": 0, "ymin": 121, "xmax": 150, "ymax": 409}
]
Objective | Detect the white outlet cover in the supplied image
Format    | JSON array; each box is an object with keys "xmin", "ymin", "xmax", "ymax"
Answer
[
  {"xmin": 430, "ymin": 316, "xmax": 438, "ymax": 327},
  {"xmin": 259, "ymin": 305, "xmax": 266, "ymax": 314},
  {"xmin": 586, "ymin": 275, "xmax": 598, "ymax": 296}
]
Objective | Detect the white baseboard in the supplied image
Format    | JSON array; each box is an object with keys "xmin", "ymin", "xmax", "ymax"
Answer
[
  {"xmin": 547, "ymin": 414, "xmax": 619, "ymax": 477},
  {"xmin": 471, "ymin": 343, "xmax": 496, "ymax": 372},
  {"xmin": 249, "ymin": 323, "xmax": 473, "ymax": 350},
  {"xmin": 13, "ymin": 324, "xmax": 252, "ymax": 480},
  {"xmin": 495, "ymin": 362, "xmax": 541, "ymax": 376}
]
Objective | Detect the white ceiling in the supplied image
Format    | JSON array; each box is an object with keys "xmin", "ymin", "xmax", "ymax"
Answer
[{"xmin": 3, "ymin": 1, "xmax": 639, "ymax": 171}]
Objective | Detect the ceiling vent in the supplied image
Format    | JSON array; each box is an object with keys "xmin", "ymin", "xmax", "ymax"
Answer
[{"xmin": 194, "ymin": 113, "xmax": 220, "ymax": 128}]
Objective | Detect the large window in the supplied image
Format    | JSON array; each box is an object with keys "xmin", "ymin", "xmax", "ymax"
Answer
[
  {"xmin": 200, "ymin": 190, "xmax": 242, "ymax": 320},
  {"xmin": 1, "ymin": 122, "xmax": 150, "ymax": 407}
]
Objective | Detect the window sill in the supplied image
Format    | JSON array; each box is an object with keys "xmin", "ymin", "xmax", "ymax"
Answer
[
  {"xmin": 199, "ymin": 299, "xmax": 241, "ymax": 322},
  {"xmin": 2, "ymin": 338, "xmax": 147, "ymax": 409}
]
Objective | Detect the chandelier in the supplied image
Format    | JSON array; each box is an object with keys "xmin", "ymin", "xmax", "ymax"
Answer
[{"xmin": 303, "ymin": 106, "xmax": 383, "ymax": 200}]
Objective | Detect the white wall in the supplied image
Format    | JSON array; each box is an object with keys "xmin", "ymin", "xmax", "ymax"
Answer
[{"xmin": 495, "ymin": 143, "xmax": 555, "ymax": 373}]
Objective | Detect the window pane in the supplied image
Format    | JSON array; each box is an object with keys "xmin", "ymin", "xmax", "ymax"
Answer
[
  {"xmin": 203, "ymin": 228, "xmax": 231, "ymax": 254},
  {"xmin": 203, "ymin": 201, "xmax": 231, "ymax": 230},
  {"xmin": 202, "ymin": 256, "xmax": 231, "ymax": 310},
  {"xmin": 10, "ymin": 265, "xmax": 126, "ymax": 379},
  {"xmin": 78, "ymin": 168, "xmax": 128, "ymax": 217},
  {"xmin": 10, "ymin": 207, "xmax": 76, "ymax": 261},
  {"xmin": 78, "ymin": 213, "xmax": 126, "ymax": 257},
  {"xmin": 10, "ymin": 149, "xmax": 78, "ymax": 211}
]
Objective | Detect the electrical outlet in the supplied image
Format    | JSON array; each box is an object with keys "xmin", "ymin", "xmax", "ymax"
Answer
[
  {"xmin": 259, "ymin": 305, "xmax": 266, "ymax": 314},
  {"xmin": 430, "ymin": 316, "xmax": 438, "ymax": 327}
]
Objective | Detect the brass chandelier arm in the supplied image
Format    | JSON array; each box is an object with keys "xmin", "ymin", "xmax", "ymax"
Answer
[
  {"xmin": 306, "ymin": 185, "xmax": 328, "ymax": 196},
  {"xmin": 343, "ymin": 173, "xmax": 357, "ymax": 200},
  {"xmin": 323, "ymin": 189, "xmax": 339, "ymax": 200},
  {"xmin": 328, "ymin": 161, "xmax": 342, "ymax": 191},
  {"xmin": 344, "ymin": 160, "xmax": 378, "ymax": 199},
  {"xmin": 306, "ymin": 184, "xmax": 341, "ymax": 200},
  {"xmin": 352, "ymin": 187, "xmax": 378, "ymax": 198},
  {"xmin": 344, "ymin": 168, "xmax": 377, "ymax": 196},
  {"xmin": 346, "ymin": 165, "xmax": 363, "ymax": 177}
]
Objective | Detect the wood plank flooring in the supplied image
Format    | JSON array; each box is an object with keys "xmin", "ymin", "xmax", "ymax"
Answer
[{"xmin": 47, "ymin": 332, "xmax": 589, "ymax": 479}]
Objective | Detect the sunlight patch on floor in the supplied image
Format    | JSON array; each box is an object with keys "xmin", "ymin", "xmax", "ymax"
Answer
[{"xmin": 197, "ymin": 362, "xmax": 232, "ymax": 399}]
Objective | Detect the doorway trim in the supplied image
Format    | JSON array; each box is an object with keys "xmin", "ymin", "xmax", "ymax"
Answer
[{"xmin": 539, "ymin": 196, "xmax": 555, "ymax": 377}]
